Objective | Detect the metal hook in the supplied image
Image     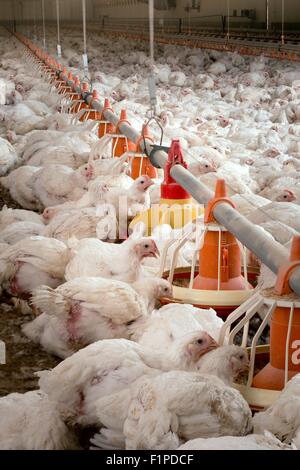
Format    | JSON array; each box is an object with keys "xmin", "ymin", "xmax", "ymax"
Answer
[{"xmin": 142, "ymin": 115, "xmax": 164, "ymax": 157}]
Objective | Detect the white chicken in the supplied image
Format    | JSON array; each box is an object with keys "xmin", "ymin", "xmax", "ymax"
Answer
[
  {"xmin": 24, "ymin": 145, "xmax": 87, "ymax": 169},
  {"xmin": 121, "ymin": 371, "xmax": 252, "ymax": 450},
  {"xmin": 178, "ymin": 432, "xmax": 293, "ymax": 450},
  {"xmin": 0, "ymin": 166, "xmax": 42, "ymax": 210},
  {"xmin": 24, "ymin": 277, "xmax": 148, "ymax": 358},
  {"xmin": 65, "ymin": 236, "xmax": 159, "ymax": 283},
  {"xmin": 32, "ymin": 163, "xmax": 93, "ymax": 208},
  {"xmin": 196, "ymin": 345, "xmax": 249, "ymax": 386},
  {"xmin": 42, "ymin": 205, "xmax": 118, "ymax": 242},
  {"xmin": 41, "ymin": 178, "xmax": 110, "ymax": 223},
  {"xmin": 253, "ymin": 373, "xmax": 300, "ymax": 444},
  {"xmin": 0, "ymin": 221, "xmax": 44, "ymax": 244},
  {"xmin": 106, "ymin": 175, "xmax": 154, "ymax": 218},
  {"xmin": 130, "ymin": 277, "xmax": 173, "ymax": 314},
  {"xmin": 0, "ymin": 136, "xmax": 18, "ymax": 176},
  {"xmin": 0, "ymin": 205, "xmax": 44, "ymax": 231},
  {"xmin": 247, "ymin": 202, "xmax": 300, "ymax": 232},
  {"xmin": 207, "ymin": 61, "xmax": 227, "ymax": 75},
  {"xmin": 0, "ymin": 390, "xmax": 78, "ymax": 450},
  {"xmin": 231, "ymin": 193, "xmax": 270, "ymax": 217},
  {"xmin": 39, "ymin": 333, "xmax": 218, "ymax": 429},
  {"xmin": 0, "ymin": 236, "xmax": 70, "ymax": 297},
  {"xmin": 132, "ymin": 303, "xmax": 223, "ymax": 351}
]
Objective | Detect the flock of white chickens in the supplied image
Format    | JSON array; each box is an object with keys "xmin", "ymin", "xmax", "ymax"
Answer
[{"xmin": 0, "ymin": 26, "xmax": 300, "ymax": 450}]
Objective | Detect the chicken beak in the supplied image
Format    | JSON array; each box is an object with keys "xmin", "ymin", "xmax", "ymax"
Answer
[
  {"xmin": 148, "ymin": 244, "xmax": 160, "ymax": 258},
  {"xmin": 167, "ymin": 287, "xmax": 173, "ymax": 298},
  {"xmin": 143, "ymin": 179, "xmax": 155, "ymax": 190},
  {"xmin": 197, "ymin": 337, "xmax": 219, "ymax": 359},
  {"xmin": 207, "ymin": 339, "xmax": 219, "ymax": 352}
]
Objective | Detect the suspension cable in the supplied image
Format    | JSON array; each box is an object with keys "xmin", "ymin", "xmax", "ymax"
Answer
[
  {"xmin": 41, "ymin": 0, "xmax": 46, "ymax": 50},
  {"xmin": 81, "ymin": 0, "xmax": 89, "ymax": 80},
  {"xmin": 149, "ymin": 0, "xmax": 154, "ymax": 70},
  {"xmin": 56, "ymin": 0, "xmax": 61, "ymax": 57},
  {"xmin": 226, "ymin": 0, "xmax": 230, "ymax": 40},
  {"xmin": 32, "ymin": 0, "xmax": 37, "ymax": 40},
  {"xmin": 281, "ymin": 0, "xmax": 285, "ymax": 45},
  {"xmin": 146, "ymin": 0, "xmax": 157, "ymax": 119}
]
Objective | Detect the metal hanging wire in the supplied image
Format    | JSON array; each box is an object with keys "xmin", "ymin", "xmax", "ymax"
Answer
[
  {"xmin": 266, "ymin": 0, "xmax": 269, "ymax": 32},
  {"xmin": 142, "ymin": 0, "xmax": 164, "ymax": 155},
  {"xmin": 226, "ymin": 0, "xmax": 230, "ymax": 40},
  {"xmin": 56, "ymin": 0, "xmax": 61, "ymax": 58},
  {"xmin": 147, "ymin": 0, "xmax": 157, "ymax": 117},
  {"xmin": 82, "ymin": 0, "xmax": 89, "ymax": 80},
  {"xmin": 32, "ymin": 0, "xmax": 37, "ymax": 41},
  {"xmin": 281, "ymin": 0, "xmax": 285, "ymax": 45},
  {"xmin": 41, "ymin": 0, "xmax": 46, "ymax": 50}
]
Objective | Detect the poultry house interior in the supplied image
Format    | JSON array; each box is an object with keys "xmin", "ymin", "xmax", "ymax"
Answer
[{"xmin": 0, "ymin": 0, "xmax": 300, "ymax": 454}]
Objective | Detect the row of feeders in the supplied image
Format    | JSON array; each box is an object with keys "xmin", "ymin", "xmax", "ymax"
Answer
[
  {"xmin": 17, "ymin": 32, "xmax": 300, "ymax": 412},
  {"xmin": 20, "ymin": 36, "xmax": 158, "ymax": 182},
  {"xmin": 76, "ymin": 102, "xmax": 158, "ymax": 180}
]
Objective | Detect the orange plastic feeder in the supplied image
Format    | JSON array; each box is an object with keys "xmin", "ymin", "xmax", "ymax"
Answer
[
  {"xmin": 98, "ymin": 98, "xmax": 115, "ymax": 137},
  {"xmin": 131, "ymin": 125, "xmax": 157, "ymax": 180},
  {"xmin": 78, "ymin": 83, "xmax": 90, "ymax": 119},
  {"xmin": 253, "ymin": 236, "xmax": 300, "ymax": 391},
  {"xmin": 112, "ymin": 109, "xmax": 136, "ymax": 157},
  {"xmin": 193, "ymin": 180, "xmax": 252, "ymax": 293}
]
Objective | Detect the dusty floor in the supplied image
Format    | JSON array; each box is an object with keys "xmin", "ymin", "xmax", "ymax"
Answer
[{"xmin": 0, "ymin": 184, "xmax": 60, "ymax": 397}]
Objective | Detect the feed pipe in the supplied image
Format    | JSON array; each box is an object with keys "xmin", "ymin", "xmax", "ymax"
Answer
[{"xmin": 18, "ymin": 35, "xmax": 300, "ymax": 296}]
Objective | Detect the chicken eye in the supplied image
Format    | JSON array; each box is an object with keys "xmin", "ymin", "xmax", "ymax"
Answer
[
  {"xmin": 164, "ymin": 287, "xmax": 169, "ymax": 292},
  {"xmin": 205, "ymin": 164, "xmax": 209, "ymax": 168},
  {"xmin": 144, "ymin": 244, "xmax": 149, "ymax": 248},
  {"xmin": 140, "ymin": 180, "xmax": 144, "ymax": 184},
  {"xmin": 239, "ymin": 354, "xmax": 244, "ymax": 360},
  {"xmin": 126, "ymin": 320, "xmax": 135, "ymax": 326},
  {"xmin": 197, "ymin": 339, "xmax": 203, "ymax": 344},
  {"xmin": 283, "ymin": 195, "xmax": 287, "ymax": 199}
]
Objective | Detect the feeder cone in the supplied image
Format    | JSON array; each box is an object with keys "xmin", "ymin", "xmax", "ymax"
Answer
[
  {"xmin": 84, "ymin": 89, "xmax": 101, "ymax": 120},
  {"xmin": 160, "ymin": 139, "xmax": 191, "ymax": 203},
  {"xmin": 112, "ymin": 109, "xmax": 136, "ymax": 157},
  {"xmin": 214, "ymin": 179, "xmax": 227, "ymax": 198},
  {"xmin": 193, "ymin": 179, "xmax": 252, "ymax": 292},
  {"xmin": 98, "ymin": 98, "xmax": 115, "ymax": 137},
  {"xmin": 71, "ymin": 76, "xmax": 81, "ymax": 99},
  {"xmin": 78, "ymin": 83, "xmax": 90, "ymax": 120},
  {"xmin": 253, "ymin": 236, "xmax": 300, "ymax": 391},
  {"xmin": 68, "ymin": 76, "xmax": 82, "ymax": 113},
  {"xmin": 58, "ymin": 69, "xmax": 72, "ymax": 95},
  {"xmin": 92, "ymin": 89, "xmax": 99, "ymax": 100},
  {"xmin": 129, "ymin": 139, "xmax": 200, "ymax": 235},
  {"xmin": 131, "ymin": 125, "xmax": 157, "ymax": 180}
]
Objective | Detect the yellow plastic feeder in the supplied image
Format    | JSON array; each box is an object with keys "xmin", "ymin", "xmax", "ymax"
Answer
[{"xmin": 129, "ymin": 139, "xmax": 202, "ymax": 235}]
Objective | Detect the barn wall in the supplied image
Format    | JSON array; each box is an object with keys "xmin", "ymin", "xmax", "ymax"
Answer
[{"xmin": 0, "ymin": 1, "xmax": 299, "ymax": 26}]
